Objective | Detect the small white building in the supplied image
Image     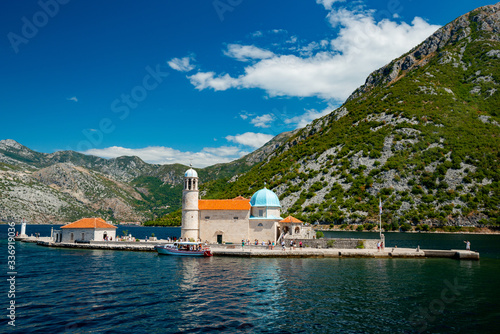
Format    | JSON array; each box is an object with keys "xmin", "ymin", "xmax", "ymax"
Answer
[{"xmin": 54, "ymin": 218, "xmax": 117, "ymax": 243}]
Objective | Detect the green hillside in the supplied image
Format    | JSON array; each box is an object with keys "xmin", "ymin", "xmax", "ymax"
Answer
[{"xmin": 202, "ymin": 4, "xmax": 500, "ymax": 226}]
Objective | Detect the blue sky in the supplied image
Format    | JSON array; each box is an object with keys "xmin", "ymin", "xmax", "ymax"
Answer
[{"xmin": 1, "ymin": 0, "xmax": 496, "ymax": 167}]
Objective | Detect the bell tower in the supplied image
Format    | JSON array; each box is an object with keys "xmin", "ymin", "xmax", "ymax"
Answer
[{"xmin": 181, "ymin": 164, "xmax": 199, "ymax": 241}]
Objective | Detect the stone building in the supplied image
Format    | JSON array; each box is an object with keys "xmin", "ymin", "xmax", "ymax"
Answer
[
  {"xmin": 181, "ymin": 166, "xmax": 312, "ymax": 243},
  {"xmin": 54, "ymin": 218, "xmax": 117, "ymax": 243}
]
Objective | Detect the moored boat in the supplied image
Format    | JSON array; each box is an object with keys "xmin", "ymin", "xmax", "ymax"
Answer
[{"xmin": 154, "ymin": 242, "xmax": 213, "ymax": 257}]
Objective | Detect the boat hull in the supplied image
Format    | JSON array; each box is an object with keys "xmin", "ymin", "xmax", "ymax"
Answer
[{"xmin": 155, "ymin": 245, "xmax": 212, "ymax": 257}]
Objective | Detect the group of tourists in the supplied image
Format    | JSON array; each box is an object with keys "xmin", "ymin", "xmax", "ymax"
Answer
[
  {"xmin": 376, "ymin": 241, "xmax": 384, "ymax": 251},
  {"xmin": 239, "ymin": 239, "xmax": 303, "ymax": 250}
]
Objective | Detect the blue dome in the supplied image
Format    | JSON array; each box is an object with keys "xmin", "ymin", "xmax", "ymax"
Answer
[
  {"xmin": 184, "ymin": 168, "xmax": 198, "ymax": 178},
  {"xmin": 250, "ymin": 188, "xmax": 281, "ymax": 207}
]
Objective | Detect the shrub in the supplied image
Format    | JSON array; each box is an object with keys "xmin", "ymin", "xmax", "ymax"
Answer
[
  {"xmin": 400, "ymin": 223, "xmax": 412, "ymax": 232},
  {"xmin": 327, "ymin": 240, "xmax": 335, "ymax": 248},
  {"xmin": 316, "ymin": 231, "xmax": 324, "ymax": 239}
]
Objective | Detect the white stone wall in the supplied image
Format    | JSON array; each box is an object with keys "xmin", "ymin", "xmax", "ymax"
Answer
[
  {"xmin": 60, "ymin": 228, "xmax": 116, "ymax": 243},
  {"xmin": 61, "ymin": 228, "xmax": 93, "ymax": 242},
  {"xmin": 199, "ymin": 210, "xmax": 250, "ymax": 243},
  {"xmin": 251, "ymin": 206, "xmax": 281, "ymax": 218},
  {"xmin": 94, "ymin": 229, "xmax": 116, "ymax": 241},
  {"xmin": 248, "ymin": 219, "xmax": 278, "ymax": 243},
  {"xmin": 267, "ymin": 207, "xmax": 280, "ymax": 218}
]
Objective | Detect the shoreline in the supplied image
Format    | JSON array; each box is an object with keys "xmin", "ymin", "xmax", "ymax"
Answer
[{"xmin": 317, "ymin": 228, "xmax": 500, "ymax": 235}]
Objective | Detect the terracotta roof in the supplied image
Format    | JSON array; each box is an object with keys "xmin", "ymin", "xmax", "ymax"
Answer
[
  {"xmin": 61, "ymin": 218, "xmax": 117, "ymax": 229},
  {"xmin": 233, "ymin": 196, "xmax": 249, "ymax": 200},
  {"xmin": 199, "ymin": 198, "xmax": 251, "ymax": 210},
  {"xmin": 279, "ymin": 216, "xmax": 303, "ymax": 223}
]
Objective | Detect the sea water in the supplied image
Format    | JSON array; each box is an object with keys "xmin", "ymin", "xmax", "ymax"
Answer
[{"xmin": 1, "ymin": 225, "xmax": 500, "ymax": 333}]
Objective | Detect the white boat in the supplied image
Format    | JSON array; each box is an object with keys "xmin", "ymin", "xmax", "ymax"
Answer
[{"xmin": 154, "ymin": 242, "xmax": 213, "ymax": 257}]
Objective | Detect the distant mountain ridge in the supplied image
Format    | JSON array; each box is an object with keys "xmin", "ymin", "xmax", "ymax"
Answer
[{"xmin": 0, "ymin": 130, "xmax": 295, "ymax": 223}]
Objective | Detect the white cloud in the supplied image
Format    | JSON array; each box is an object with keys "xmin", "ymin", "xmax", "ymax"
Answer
[
  {"xmin": 168, "ymin": 56, "xmax": 196, "ymax": 72},
  {"xmin": 250, "ymin": 114, "xmax": 274, "ymax": 128},
  {"xmin": 188, "ymin": 72, "xmax": 239, "ymax": 91},
  {"xmin": 225, "ymin": 132, "xmax": 274, "ymax": 148},
  {"xmin": 316, "ymin": 0, "xmax": 346, "ymax": 10},
  {"xmin": 285, "ymin": 106, "xmax": 333, "ymax": 129},
  {"xmin": 82, "ymin": 145, "xmax": 247, "ymax": 168},
  {"xmin": 224, "ymin": 44, "xmax": 275, "ymax": 62},
  {"xmin": 251, "ymin": 31, "xmax": 263, "ymax": 38},
  {"xmin": 67, "ymin": 96, "xmax": 78, "ymax": 102},
  {"xmin": 186, "ymin": 7, "xmax": 440, "ymax": 103}
]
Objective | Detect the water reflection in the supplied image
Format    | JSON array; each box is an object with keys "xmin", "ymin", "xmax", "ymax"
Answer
[
  {"xmin": 4, "ymin": 225, "xmax": 500, "ymax": 334},
  {"xmin": 172, "ymin": 257, "xmax": 288, "ymax": 332}
]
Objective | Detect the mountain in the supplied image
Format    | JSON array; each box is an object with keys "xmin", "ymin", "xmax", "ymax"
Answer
[
  {"xmin": 202, "ymin": 3, "xmax": 500, "ymax": 226},
  {"xmin": 2, "ymin": 4, "xmax": 498, "ymax": 226},
  {"xmin": 0, "ymin": 129, "xmax": 295, "ymax": 224}
]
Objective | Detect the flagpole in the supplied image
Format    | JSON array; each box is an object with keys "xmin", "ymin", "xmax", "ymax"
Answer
[{"xmin": 379, "ymin": 198, "xmax": 382, "ymax": 240}]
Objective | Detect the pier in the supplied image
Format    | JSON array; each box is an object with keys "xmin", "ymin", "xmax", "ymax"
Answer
[{"xmin": 16, "ymin": 236, "xmax": 479, "ymax": 260}]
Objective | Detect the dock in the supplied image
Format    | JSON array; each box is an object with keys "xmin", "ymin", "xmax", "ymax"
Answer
[
  {"xmin": 16, "ymin": 236, "xmax": 479, "ymax": 260},
  {"xmin": 210, "ymin": 246, "xmax": 479, "ymax": 260}
]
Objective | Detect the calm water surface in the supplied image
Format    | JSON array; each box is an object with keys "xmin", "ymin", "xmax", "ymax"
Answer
[{"xmin": 2, "ymin": 225, "xmax": 500, "ymax": 333}]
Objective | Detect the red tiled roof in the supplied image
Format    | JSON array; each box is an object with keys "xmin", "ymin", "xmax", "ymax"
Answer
[
  {"xmin": 199, "ymin": 198, "xmax": 251, "ymax": 210},
  {"xmin": 279, "ymin": 216, "xmax": 303, "ymax": 223},
  {"xmin": 61, "ymin": 218, "xmax": 117, "ymax": 229},
  {"xmin": 233, "ymin": 196, "xmax": 249, "ymax": 200}
]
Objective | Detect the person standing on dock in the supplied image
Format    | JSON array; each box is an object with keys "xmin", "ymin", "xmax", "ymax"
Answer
[
  {"xmin": 465, "ymin": 240, "xmax": 471, "ymax": 251},
  {"xmin": 242, "ymin": 239, "xmax": 245, "ymax": 250}
]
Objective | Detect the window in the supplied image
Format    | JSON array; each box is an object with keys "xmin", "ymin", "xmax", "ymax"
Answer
[
  {"xmin": 234, "ymin": 217, "xmax": 238, "ymax": 220},
  {"xmin": 259, "ymin": 210, "xmax": 264, "ymax": 217},
  {"xmin": 81, "ymin": 233, "xmax": 85, "ymax": 241},
  {"xmin": 205, "ymin": 216, "xmax": 210, "ymax": 220},
  {"xmin": 258, "ymin": 223, "xmax": 263, "ymax": 227},
  {"xmin": 70, "ymin": 232, "xmax": 74, "ymax": 241}
]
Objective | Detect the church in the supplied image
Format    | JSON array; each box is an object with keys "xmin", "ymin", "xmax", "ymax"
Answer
[{"xmin": 181, "ymin": 166, "xmax": 313, "ymax": 244}]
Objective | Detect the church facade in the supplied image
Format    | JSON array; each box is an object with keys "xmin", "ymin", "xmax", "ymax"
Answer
[{"xmin": 180, "ymin": 166, "xmax": 313, "ymax": 244}]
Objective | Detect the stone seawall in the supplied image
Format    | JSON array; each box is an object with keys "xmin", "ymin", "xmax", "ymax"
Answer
[
  {"xmin": 286, "ymin": 238, "xmax": 380, "ymax": 249},
  {"xmin": 36, "ymin": 240, "xmax": 158, "ymax": 251},
  {"xmin": 17, "ymin": 237, "xmax": 479, "ymax": 260}
]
